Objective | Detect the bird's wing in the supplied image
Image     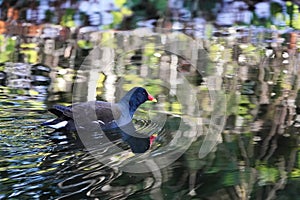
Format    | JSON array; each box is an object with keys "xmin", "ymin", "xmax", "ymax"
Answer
[
  {"xmin": 94, "ymin": 101, "xmax": 121, "ymax": 123},
  {"xmin": 48, "ymin": 101, "xmax": 122, "ymax": 124}
]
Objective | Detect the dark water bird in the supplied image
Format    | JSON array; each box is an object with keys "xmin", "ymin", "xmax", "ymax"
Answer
[{"xmin": 42, "ymin": 87, "xmax": 157, "ymax": 153}]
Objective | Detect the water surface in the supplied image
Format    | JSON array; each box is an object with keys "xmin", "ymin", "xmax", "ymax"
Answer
[{"xmin": 1, "ymin": 29, "xmax": 300, "ymax": 199}]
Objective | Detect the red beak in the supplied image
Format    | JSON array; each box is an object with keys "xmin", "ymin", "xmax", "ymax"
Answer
[
  {"xmin": 149, "ymin": 134, "xmax": 157, "ymax": 145},
  {"xmin": 147, "ymin": 93, "xmax": 157, "ymax": 102}
]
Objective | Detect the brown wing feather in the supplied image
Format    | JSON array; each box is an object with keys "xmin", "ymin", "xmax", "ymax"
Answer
[
  {"xmin": 49, "ymin": 101, "xmax": 121, "ymax": 125},
  {"xmin": 95, "ymin": 102, "xmax": 121, "ymax": 123},
  {"xmin": 68, "ymin": 101, "xmax": 121, "ymax": 124}
]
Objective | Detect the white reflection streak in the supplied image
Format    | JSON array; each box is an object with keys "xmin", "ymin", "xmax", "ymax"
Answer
[
  {"xmin": 170, "ymin": 55, "xmax": 178, "ymax": 95},
  {"xmin": 102, "ymin": 47, "xmax": 117, "ymax": 102},
  {"xmin": 87, "ymin": 69, "xmax": 99, "ymax": 101}
]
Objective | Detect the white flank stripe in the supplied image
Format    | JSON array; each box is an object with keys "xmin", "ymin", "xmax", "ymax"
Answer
[
  {"xmin": 48, "ymin": 121, "xmax": 68, "ymax": 129},
  {"xmin": 44, "ymin": 118, "xmax": 56, "ymax": 123},
  {"xmin": 98, "ymin": 120, "xmax": 105, "ymax": 125}
]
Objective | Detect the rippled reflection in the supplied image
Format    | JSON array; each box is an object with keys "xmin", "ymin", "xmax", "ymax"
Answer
[{"xmin": 1, "ymin": 27, "xmax": 300, "ymax": 199}]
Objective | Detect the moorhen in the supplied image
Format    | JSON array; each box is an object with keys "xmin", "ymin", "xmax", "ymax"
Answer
[{"xmin": 42, "ymin": 87, "xmax": 157, "ymax": 153}]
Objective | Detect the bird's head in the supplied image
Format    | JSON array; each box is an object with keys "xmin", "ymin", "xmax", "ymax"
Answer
[
  {"xmin": 121, "ymin": 87, "xmax": 157, "ymax": 116},
  {"xmin": 130, "ymin": 87, "xmax": 157, "ymax": 104}
]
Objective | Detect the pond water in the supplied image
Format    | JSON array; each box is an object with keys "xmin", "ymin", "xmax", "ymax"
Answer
[{"xmin": 1, "ymin": 29, "xmax": 300, "ymax": 199}]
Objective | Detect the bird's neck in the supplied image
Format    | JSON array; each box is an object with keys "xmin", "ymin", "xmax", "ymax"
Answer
[
  {"xmin": 118, "ymin": 100, "xmax": 139, "ymax": 118},
  {"xmin": 128, "ymin": 101, "xmax": 140, "ymax": 117}
]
